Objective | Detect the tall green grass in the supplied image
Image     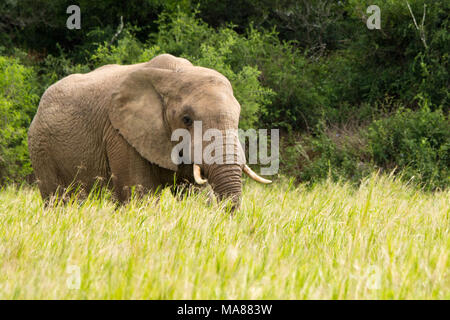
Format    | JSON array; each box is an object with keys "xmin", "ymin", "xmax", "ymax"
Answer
[{"xmin": 0, "ymin": 173, "xmax": 448, "ymax": 299}]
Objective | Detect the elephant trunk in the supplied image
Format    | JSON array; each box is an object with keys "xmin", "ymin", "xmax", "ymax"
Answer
[
  {"xmin": 189, "ymin": 126, "xmax": 244, "ymax": 211},
  {"xmin": 205, "ymin": 163, "xmax": 242, "ymax": 211}
]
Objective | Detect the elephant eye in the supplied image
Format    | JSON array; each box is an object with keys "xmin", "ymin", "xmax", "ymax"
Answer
[{"xmin": 182, "ymin": 115, "xmax": 193, "ymax": 126}]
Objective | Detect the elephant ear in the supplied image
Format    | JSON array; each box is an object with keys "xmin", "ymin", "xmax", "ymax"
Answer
[{"xmin": 109, "ymin": 66, "xmax": 178, "ymax": 171}]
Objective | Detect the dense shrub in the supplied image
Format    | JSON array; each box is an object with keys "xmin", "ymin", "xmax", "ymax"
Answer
[
  {"xmin": 0, "ymin": 56, "xmax": 39, "ymax": 183},
  {"xmin": 196, "ymin": 0, "xmax": 449, "ymax": 125},
  {"xmin": 281, "ymin": 106, "xmax": 449, "ymax": 190},
  {"xmin": 341, "ymin": 0, "xmax": 449, "ymax": 109},
  {"xmin": 367, "ymin": 105, "xmax": 449, "ymax": 190},
  {"xmin": 281, "ymin": 123, "xmax": 373, "ymax": 186}
]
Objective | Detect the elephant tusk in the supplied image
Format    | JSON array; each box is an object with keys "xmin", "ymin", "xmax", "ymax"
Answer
[
  {"xmin": 243, "ymin": 165, "xmax": 272, "ymax": 184},
  {"xmin": 193, "ymin": 164, "xmax": 208, "ymax": 185}
]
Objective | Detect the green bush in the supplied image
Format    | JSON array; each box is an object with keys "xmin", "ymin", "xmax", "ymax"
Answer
[
  {"xmin": 193, "ymin": 0, "xmax": 449, "ymax": 129},
  {"xmin": 367, "ymin": 105, "xmax": 449, "ymax": 190},
  {"xmin": 39, "ymin": 49, "xmax": 91, "ymax": 92},
  {"xmin": 91, "ymin": 29, "xmax": 146, "ymax": 67},
  {"xmin": 341, "ymin": 0, "xmax": 449, "ymax": 109},
  {"xmin": 281, "ymin": 104, "xmax": 449, "ymax": 190},
  {"xmin": 0, "ymin": 56, "xmax": 39, "ymax": 183},
  {"xmin": 281, "ymin": 123, "xmax": 373, "ymax": 185}
]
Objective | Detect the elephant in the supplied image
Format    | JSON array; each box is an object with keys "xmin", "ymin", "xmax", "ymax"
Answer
[{"xmin": 28, "ymin": 54, "xmax": 271, "ymax": 210}]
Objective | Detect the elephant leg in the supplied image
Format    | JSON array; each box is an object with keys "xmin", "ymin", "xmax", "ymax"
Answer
[
  {"xmin": 106, "ymin": 130, "xmax": 164, "ymax": 203},
  {"xmin": 34, "ymin": 164, "xmax": 63, "ymax": 204},
  {"xmin": 29, "ymin": 141, "xmax": 65, "ymax": 204},
  {"xmin": 34, "ymin": 160, "xmax": 93, "ymax": 205}
]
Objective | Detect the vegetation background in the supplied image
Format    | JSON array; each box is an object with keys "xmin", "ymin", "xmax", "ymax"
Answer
[
  {"xmin": 0, "ymin": 0, "xmax": 448, "ymax": 189},
  {"xmin": 0, "ymin": 0, "xmax": 448, "ymax": 299}
]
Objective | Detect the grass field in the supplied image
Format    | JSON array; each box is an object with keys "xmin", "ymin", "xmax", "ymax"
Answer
[{"xmin": 0, "ymin": 173, "xmax": 448, "ymax": 299}]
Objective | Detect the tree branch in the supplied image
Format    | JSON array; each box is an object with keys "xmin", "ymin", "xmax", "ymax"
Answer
[
  {"xmin": 405, "ymin": 1, "xmax": 428, "ymax": 49},
  {"xmin": 109, "ymin": 16, "xmax": 124, "ymax": 46}
]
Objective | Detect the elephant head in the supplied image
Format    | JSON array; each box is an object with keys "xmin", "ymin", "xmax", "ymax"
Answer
[{"xmin": 109, "ymin": 54, "xmax": 270, "ymax": 210}]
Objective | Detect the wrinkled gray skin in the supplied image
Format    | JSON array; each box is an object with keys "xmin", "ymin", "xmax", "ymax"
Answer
[{"xmin": 28, "ymin": 54, "xmax": 245, "ymax": 210}]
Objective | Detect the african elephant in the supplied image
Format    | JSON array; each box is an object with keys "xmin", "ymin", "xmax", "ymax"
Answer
[{"xmin": 28, "ymin": 54, "xmax": 270, "ymax": 210}]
